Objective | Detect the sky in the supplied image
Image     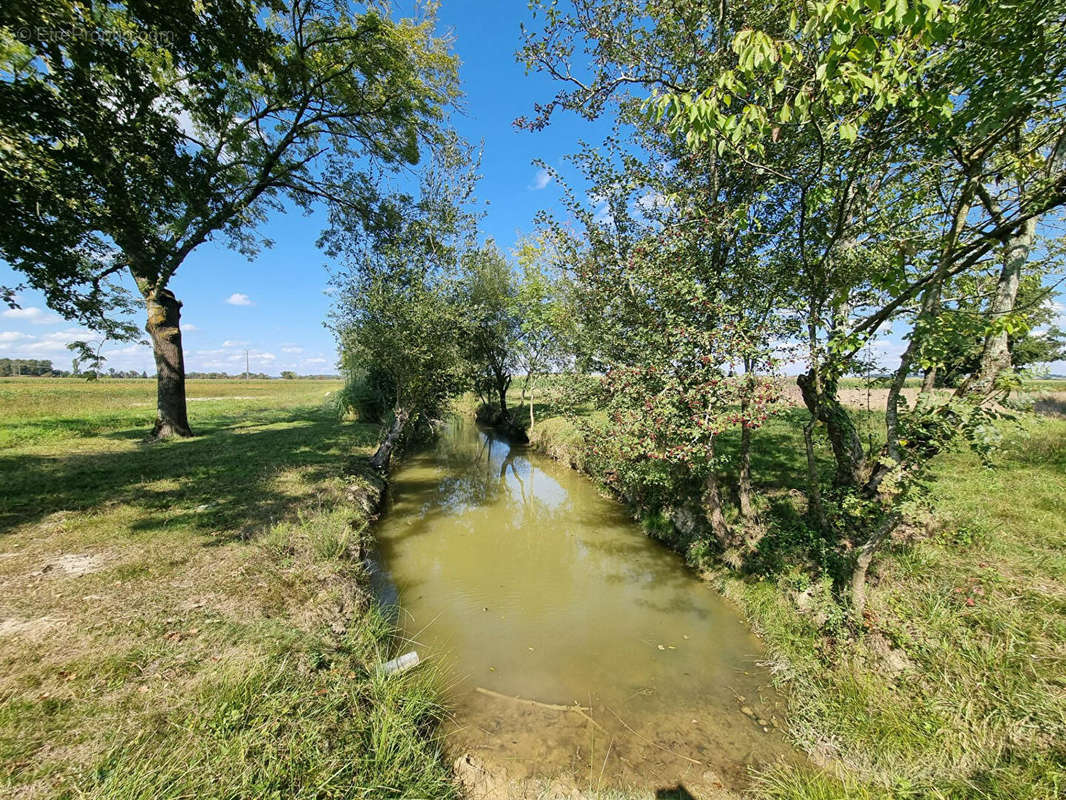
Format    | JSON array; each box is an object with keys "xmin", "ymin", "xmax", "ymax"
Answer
[
  {"xmin": 1, "ymin": 2, "xmax": 1063, "ymax": 376},
  {"xmin": 0, "ymin": 2, "xmax": 601, "ymax": 376}
]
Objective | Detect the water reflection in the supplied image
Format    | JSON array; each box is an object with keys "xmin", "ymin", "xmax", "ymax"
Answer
[
  {"xmin": 421, "ymin": 420, "xmax": 570, "ymax": 518},
  {"xmin": 372, "ymin": 417, "xmax": 799, "ymax": 793}
]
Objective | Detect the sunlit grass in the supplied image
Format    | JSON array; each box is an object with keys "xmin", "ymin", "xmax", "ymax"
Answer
[{"xmin": 0, "ymin": 379, "xmax": 455, "ymax": 799}]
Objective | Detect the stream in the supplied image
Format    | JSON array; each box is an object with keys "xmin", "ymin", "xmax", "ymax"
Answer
[{"xmin": 371, "ymin": 417, "xmax": 799, "ymax": 795}]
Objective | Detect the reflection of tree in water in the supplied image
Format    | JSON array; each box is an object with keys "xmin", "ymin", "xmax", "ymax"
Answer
[
  {"xmin": 421, "ymin": 420, "xmax": 509, "ymax": 511},
  {"xmin": 422, "ymin": 419, "xmax": 555, "ymax": 520}
]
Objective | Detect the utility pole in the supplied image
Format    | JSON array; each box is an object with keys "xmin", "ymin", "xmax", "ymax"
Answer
[{"xmin": 245, "ymin": 349, "xmax": 250, "ymax": 380}]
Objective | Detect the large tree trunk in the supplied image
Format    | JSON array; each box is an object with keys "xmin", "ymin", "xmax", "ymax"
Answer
[
  {"xmin": 701, "ymin": 436, "xmax": 735, "ymax": 549},
  {"xmin": 145, "ymin": 288, "xmax": 192, "ymax": 439},
  {"xmin": 737, "ymin": 392, "xmax": 756, "ymax": 524},
  {"xmin": 370, "ymin": 408, "xmax": 410, "ymax": 472},
  {"xmin": 921, "ymin": 367, "xmax": 937, "ymax": 394},
  {"xmin": 966, "ymin": 216, "xmax": 1037, "ymax": 398}
]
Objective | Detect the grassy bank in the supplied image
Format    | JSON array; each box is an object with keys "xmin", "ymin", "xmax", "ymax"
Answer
[
  {"xmin": 515, "ymin": 388, "xmax": 1066, "ymax": 800},
  {"xmin": 0, "ymin": 379, "xmax": 456, "ymax": 799}
]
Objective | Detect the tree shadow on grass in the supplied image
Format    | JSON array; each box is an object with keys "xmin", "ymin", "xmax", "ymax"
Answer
[{"xmin": 0, "ymin": 406, "xmax": 378, "ymax": 540}]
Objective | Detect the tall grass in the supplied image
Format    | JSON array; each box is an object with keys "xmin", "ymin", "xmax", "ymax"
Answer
[{"xmin": 73, "ymin": 610, "xmax": 456, "ymax": 800}]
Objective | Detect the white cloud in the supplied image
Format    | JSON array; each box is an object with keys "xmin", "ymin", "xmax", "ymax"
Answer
[
  {"xmin": 24, "ymin": 328, "xmax": 95, "ymax": 353},
  {"xmin": 302, "ymin": 357, "xmax": 329, "ymax": 366},
  {"xmin": 109, "ymin": 345, "xmax": 150, "ymax": 356},
  {"xmin": 2, "ymin": 306, "xmax": 60, "ymax": 324},
  {"xmin": 225, "ymin": 293, "xmax": 253, "ymax": 306},
  {"xmin": 222, "ymin": 339, "xmax": 249, "ymax": 348},
  {"xmin": 635, "ymin": 191, "xmax": 671, "ymax": 214},
  {"xmin": 529, "ymin": 168, "xmax": 552, "ymax": 191},
  {"xmin": 183, "ymin": 324, "xmax": 199, "ymax": 332},
  {"xmin": 1051, "ymin": 301, "xmax": 1066, "ymax": 328},
  {"xmin": 281, "ymin": 345, "xmax": 303, "ymax": 354},
  {"xmin": 858, "ymin": 338, "xmax": 910, "ymax": 372},
  {"xmin": 0, "ymin": 328, "xmax": 97, "ymax": 356}
]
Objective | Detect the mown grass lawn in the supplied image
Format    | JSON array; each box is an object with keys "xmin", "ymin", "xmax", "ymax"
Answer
[{"xmin": 0, "ymin": 378, "xmax": 456, "ymax": 800}]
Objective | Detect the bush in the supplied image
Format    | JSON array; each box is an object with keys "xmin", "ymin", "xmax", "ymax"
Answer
[{"xmin": 336, "ymin": 369, "xmax": 393, "ymax": 423}]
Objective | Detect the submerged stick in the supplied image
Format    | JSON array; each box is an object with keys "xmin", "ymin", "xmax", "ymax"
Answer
[
  {"xmin": 474, "ymin": 687, "xmax": 606, "ymax": 731},
  {"xmin": 603, "ymin": 705, "xmax": 703, "ymax": 765}
]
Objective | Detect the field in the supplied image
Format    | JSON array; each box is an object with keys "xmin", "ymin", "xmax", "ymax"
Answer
[
  {"xmin": 0, "ymin": 379, "xmax": 456, "ymax": 799},
  {"xmin": 515, "ymin": 382, "xmax": 1066, "ymax": 800},
  {"xmin": 4, "ymin": 376, "xmax": 1065, "ymax": 800}
]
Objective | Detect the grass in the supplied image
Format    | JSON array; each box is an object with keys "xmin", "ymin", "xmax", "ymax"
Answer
[
  {"xmin": 0, "ymin": 378, "xmax": 456, "ymax": 799},
  {"xmin": 516, "ymin": 383, "xmax": 1066, "ymax": 800},
  {"xmin": 7, "ymin": 376, "xmax": 1062, "ymax": 799}
]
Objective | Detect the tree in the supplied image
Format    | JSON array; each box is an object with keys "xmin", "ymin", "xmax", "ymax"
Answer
[
  {"xmin": 520, "ymin": 0, "xmax": 793, "ymax": 560},
  {"xmin": 280, "ymin": 370, "xmax": 297, "ymax": 380},
  {"xmin": 644, "ymin": 0, "xmax": 1066, "ymax": 610},
  {"xmin": 461, "ymin": 241, "xmax": 521, "ymax": 420},
  {"xmin": 931, "ymin": 276, "xmax": 1066, "ymax": 387},
  {"xmin": 332, "ymin": 146, "xmax": 478, "ymax": 471},
  {"xmin": 0, "ymin": 358, "xmax": 54, "ymax": 376},
  {"xmin": 512, "ymin": 233, "xmax": 571, "ymax": 429},
  {"xmin": 0, "ymin": 0, "xmax": 459, "ymax": 437},
  {"xmin": 520, "ymin": 0, "xmax": 1066, "ymax": 612},
  {"xmin": 68, "ymin": 338, "xmax": 108, "ymax": 381}
]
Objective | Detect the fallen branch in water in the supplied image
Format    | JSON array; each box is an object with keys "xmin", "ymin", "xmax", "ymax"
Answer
[
  {"xmin": 474, "ymin": 686, "xmax": 606, "ymax": 731},
  {"xmin": 603, "ymin": 705, "xmax": 703, "ymax": 765}
]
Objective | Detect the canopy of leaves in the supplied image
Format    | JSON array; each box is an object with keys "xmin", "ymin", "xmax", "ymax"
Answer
[{"xmin": 0, "ymin": 0, "xmax": 459, "ymax": 335}]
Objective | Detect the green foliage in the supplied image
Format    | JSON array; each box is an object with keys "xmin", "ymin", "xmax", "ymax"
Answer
[
  {"xmin": 0, "ymin": 358, "xmax": 57, "ymax": 377},
  {"xmin": 336, "ymin": 367, "xmax": 394, "ymax": 424},
  {"xmin": 332, "ymin": 145, "xmax": 478, "ymax": 456},
  {"xmin": 519, "ymin": 0, "xmax": 1066, "ymax": 595},
  {"xmin": 339, "ymin": 268, "xmax": 466, "ymax": 435},
  {"xmin": 0, "ymin": 0, "xmax": 461, "ymax": 430},
  {"xmin": 460, "ymin": 240, "xmax": 521, "ymax": 412},
  {"xmin": 927, "ymin": 275, "xmax": 1066, "ymax": 386},
  {"xmin": 0, "ymin": 0, "xmax": 459, "ymax": 313}
]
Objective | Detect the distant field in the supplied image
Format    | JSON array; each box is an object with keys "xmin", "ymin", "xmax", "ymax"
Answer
[{"xmin": 0, "ymin": 378, "xmax": 342, "ymax": 448}]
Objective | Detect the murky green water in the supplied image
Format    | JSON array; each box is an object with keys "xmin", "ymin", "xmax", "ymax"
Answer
[{"xmin": 373, "ymin": 418, "xmax": 797, "ymax": 793}]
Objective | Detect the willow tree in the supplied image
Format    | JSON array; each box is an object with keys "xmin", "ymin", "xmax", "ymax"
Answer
[
  {"xmin": 0, "ymin": 0, "xmax": 458, "ymax": 437},
  {"xmin": 332, "ymin": 144, "xmax": 479, "ymax": 472}
]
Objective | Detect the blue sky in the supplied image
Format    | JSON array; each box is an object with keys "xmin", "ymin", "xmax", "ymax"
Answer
[
  {"xmin": 0, "ymin": 2, "xmax": 598, "ymax": 376},
  {"xmin": 1, "ymin": 2, "xmax": 1063, "ymax": 376}
]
